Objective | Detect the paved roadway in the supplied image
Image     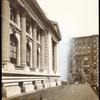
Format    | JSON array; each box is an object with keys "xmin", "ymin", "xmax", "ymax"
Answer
[{"xmin": 42, "ymin": 84, "xmax": 98, "ymax": 100}]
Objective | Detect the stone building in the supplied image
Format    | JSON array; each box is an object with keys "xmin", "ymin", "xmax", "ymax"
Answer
[
  {"xmin": 2, "ymin": 0, "xmax": 62, "ymax": 98},
  {"xmin": 68, "ymin": 35, "xmax": 99, "ymax": 92}
]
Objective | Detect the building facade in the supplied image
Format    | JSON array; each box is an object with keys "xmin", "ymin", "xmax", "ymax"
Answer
[
  {"xmin": 68, "ymin": 35, "xmax": 99, "ymax": 93},
  {"xmin": 2, "ymin": 0, "xmax": 62, "ymax": 98}
]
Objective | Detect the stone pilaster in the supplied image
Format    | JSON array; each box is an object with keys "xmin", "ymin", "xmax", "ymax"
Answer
[
  {"xmin": 38, "ymin": 33, "xmax": 41, "ymax": 68},
  {"xmin": 44, "ymin": 32, "xmax": 49, "ymax": 68},
  {"xmin": 2, "ymin": 0, "xmax": 10, "ymax": 63},
  {"xmin": 40, "ymin": 32, "xmax": 45, "ymax": 71},
  {"xmin": 30, "ymin": 42, "xmax": 32, "ymax": 68},
  {"xmin": 20, "ymin": 11, "xmax": 26, "ymax": 67},
  {"xmin": 32, "ymin": 24, "xmax": 37, "ymax": 69}
]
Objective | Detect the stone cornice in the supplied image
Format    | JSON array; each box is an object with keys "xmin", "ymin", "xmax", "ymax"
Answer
[
  {"xmin": 12, "ymin": 0, "xmax": 61, "ymax": 41},
  {"xmin": 50, "ymin": 21, "xmax": 62, "ymax": 39},
  {"xmin": 2, "ymin": 72, "xmax": 60, "ymax": 77},
  {"xmin": 16, "ymin": 0, "xmax": 45, "ymax": 30},
  {"xmin": 25, "ymin": 0, "xmax": 62, "ymax": 41},
  {"xmin": 72, "ymin": 34, "xmax": 99, "ymax": 40}
]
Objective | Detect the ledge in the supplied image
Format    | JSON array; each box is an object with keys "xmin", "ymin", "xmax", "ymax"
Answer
[
  {"xmin": 2, "ymin": 72, "xmax": 60, "ymax": 77},
  {"xmin": 15, "ymin": 65, "xmax": 24, "ymax": 70}
]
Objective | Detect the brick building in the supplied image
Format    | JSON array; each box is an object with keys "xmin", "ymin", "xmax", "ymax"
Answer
[
  {"xmin": 68, "ymin": 35, "xmax": 99, "ymax": 93},
  {"xmin": 2, "ymin": 0, "xmax": 62, "ymax": 98}
]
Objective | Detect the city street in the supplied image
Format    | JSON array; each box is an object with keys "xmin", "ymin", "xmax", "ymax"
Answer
[{"xmin": 42, "ymin": 84, "xmax": 98, "ymax": 100}]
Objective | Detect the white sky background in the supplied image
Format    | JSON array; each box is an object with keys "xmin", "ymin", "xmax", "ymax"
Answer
[{"xmin": 36, "ymin": 0, "xmax": 99, "ymax": 81}]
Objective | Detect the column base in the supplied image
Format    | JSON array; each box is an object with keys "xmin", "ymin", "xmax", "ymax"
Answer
[
  {"xmin": 30, "ymin": 68, "xmax": 36, "ymax": 71},
  {"xmin": 24, "ymin": 66, "xmax": 30, "ymax": 72},
  {"xmin": 20, "ymin": 64, "xmax": 26, "ymax": 68},
  {"xmin": 2, "ymin": 60, "xmax": 10, "ymax": 64},
  {"xmin": 15, "ymin": 65, "xmax": 24, "ymax": 70}
]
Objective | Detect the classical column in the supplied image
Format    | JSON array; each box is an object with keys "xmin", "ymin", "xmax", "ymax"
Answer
[
  {"xmin": 29, "ymin": 25, "xmax": 32, "ymax": 68},
  {"xmin": 40, "ymin": 32, "xmax": 45, "ymax": 71},
  {"xmin": 2, "ymin": 0, "xmax": 10, "ymax": 63},
  {"xmin": 20, "ymin": 11, "xmax": 26, "ymax": 67},
  {"xmin": 32, "ymin": 24, "xmax": 37, "ymax": 69}
]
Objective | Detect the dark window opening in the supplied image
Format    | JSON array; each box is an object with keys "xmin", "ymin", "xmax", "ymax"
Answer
[
  {"xmin": 26, "ymin": 19, "xmax": 30, "ymax": 33},
  {"xmin": 52, "ymin": 39, "xmax": 56, "ymax": 72},
  {"xmin": 19, "ymin": 82, "xmax": 26, "ymax": 93},
  {"xmin": 41, "ymin": 80, "xmax": 45, "ymax": 88},
  {"xmin": 10, "ymin": 34, "xmax": 18, "ymax": 64},
  {"xmin": 32, "ymin": 81, "xmax": 37, "ymax": 90},
  {"xmin": 26, "ymin": 42, "xmax": 30, "ymax": 66},
  {"xmin": 10, "ymin": 6, "xmax": 17, "ymax": 23}
]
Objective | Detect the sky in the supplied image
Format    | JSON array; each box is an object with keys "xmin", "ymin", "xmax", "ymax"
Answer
[{"xmin": 36, "ymin": 0, "xmax": 99, "ymax": 81}]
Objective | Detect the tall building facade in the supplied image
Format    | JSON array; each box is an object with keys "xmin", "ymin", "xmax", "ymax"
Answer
[
  {"xmin": 2, "ymin": 0, "xmax": 62, "ymax": 98},
  {"xmin": 68, "ymin": 35, "xmax": 99, "ymax": 93}
]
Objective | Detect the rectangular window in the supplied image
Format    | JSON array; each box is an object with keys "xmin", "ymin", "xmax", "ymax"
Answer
[
  {"xmin": 26, "ymin": 43, "xmax": 30, "ymax": 67},
  {"xmin": 10, "ymin": 33, "xmax": 18, "ymax": 65},
  {"xmin": 36, "ymin": 29, "xmax": 42, "ymax": 68},
  {"xmin": 52, "ymin": 39, "xmax": 57, "ymax": 73},
  {"xmin": 37, "ymin": 42, "xmax": 41, "ymax": 68},
  {"xmin": 26, "ymin": 19, "xmax": 30, "ymax": 33},
  {"xmin": 26, "ymin": 52, "xmax": 30, "ymax": 66},
  {"xmin": 10, "ymin": 6, "xmax": 17, "ymax": 23}
]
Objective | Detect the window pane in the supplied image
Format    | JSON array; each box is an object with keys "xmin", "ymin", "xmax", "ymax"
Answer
[
  {"xmin": 14, "ymin": 52, "xmax": 16, "ymax": 58},
  {"xmin": 13, "ymin": 46, "xmax": 16, "ymax": 52},
  {"xmin": 10, "ymin": 34, "xmax": 17, "ymax": 64}
]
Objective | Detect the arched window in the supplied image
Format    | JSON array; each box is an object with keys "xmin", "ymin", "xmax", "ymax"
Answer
[
  {"xmin": 26, "ymin": 42, "xmax": 31, "ymax": 66},
  {"xmin": 10, "ymin": 34, "xmax": 18, "ymax": 64}
]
